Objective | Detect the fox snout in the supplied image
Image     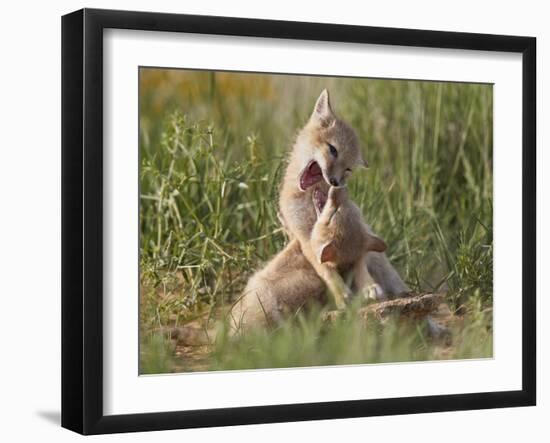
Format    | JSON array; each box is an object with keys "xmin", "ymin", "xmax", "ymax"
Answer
[
  {"xmin": 319, "ymin": 159, "xmax": 346, "ymax": 187},
  {"xmin": 327, "ymin": 185, "xmax": 347, "ymax": 206}
]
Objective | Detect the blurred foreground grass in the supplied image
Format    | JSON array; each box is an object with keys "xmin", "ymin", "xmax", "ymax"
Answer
[{"xmin": 139, "ymin": 69, "xmax": 493, "ymax": 373}]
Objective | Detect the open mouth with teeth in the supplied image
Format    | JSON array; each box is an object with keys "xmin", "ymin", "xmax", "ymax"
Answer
[{"xmin": 299, "ymin": 160, "xmax": 324, "ymax": 191}]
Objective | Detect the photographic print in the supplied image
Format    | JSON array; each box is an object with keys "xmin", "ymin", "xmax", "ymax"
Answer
[
  {"xmin": 62, "ymin": 10, "xmax": 536, "ymax": 433},
  {"xmin": 138, "ymin": 68, "xmax": 493, "ymax": 374}
]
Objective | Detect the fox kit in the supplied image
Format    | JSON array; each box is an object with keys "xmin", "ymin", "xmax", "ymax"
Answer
[
  {"xmin": 230, "ymin": 239, "xmax": 326, "ymax": 331},
  {"xmin": 279, "ymin": 89, "xmax": 365, "ymax": 240},
  {"xmin": 311, "ymin": 185, "xmax": 387, "ymax": 301},
  {"xmin": 231, "ymin": 192, "xmax": 389, "ymax": 331},
  {"xmin": 279, "ymin": 89, "xmax": 409, "ymax": 304}
]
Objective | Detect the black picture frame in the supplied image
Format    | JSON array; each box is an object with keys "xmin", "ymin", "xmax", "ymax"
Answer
[{"xmin": 61, "ymin": 8, "xmax": 536, "ymax": 435}]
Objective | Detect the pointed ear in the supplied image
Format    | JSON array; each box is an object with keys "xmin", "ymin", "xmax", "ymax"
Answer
[
  {"xmin": 318, "ymin": 241, "xmax": 337, "ymax": 264},
  {"xmin": 311, "ymin": 89, "xmax": 334, "ymax": 122},
  {"xmin": 367, "ymin": 234, "xmax": 387, "ymax": 253}
]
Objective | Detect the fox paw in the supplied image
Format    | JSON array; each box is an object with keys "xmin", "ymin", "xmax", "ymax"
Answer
[{"xmin": 363, "ymin": 284, "xmax": 385, "ymax": 301}]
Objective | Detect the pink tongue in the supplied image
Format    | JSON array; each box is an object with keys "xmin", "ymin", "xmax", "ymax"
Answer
[
  {"xmin": 314, "ymin": 188, "xmax": 327, "ymax": 213},
  {"xmin": 300, "ymin": 162, "xmax": 323, "ymax": 190}
]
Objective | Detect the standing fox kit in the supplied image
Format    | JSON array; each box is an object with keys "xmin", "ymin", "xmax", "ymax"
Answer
[{"xmin": 279, "ymin": 89, "xmax": 409, "ymax": 304}]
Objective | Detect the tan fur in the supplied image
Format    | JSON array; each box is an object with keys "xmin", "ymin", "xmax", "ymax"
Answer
[
  {"xmin": 171, "ymin": 240, "xmax": 326, "ymax": 341},
  {"xmin": 178, "ymin": 90, "xmax": 409, "ymax": 341},
  {"xmin": 279, "ymin": 89, "xmax": 364, "ymax": 241},
  {"xmin": 279, "ymin": 89, "xmax": 410, "ymax": 302},
  {"xmin": 311, "ymin": 186, "xmax": 387, "ymax": 301},
  {"xmin": 230, "ymin": 239, "xmax": 327, "ymax": 332},
  {"xmin": 230, "ymin": 187, "xmax": 387, "ymax": 332}
]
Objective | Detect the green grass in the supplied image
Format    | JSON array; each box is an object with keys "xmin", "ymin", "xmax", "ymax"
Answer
[{"xmin": 138, "ymin": 69, "xmax": 493, "ymax": 374}]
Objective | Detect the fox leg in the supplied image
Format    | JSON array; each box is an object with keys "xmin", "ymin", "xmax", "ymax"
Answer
[
  {"xmin": 353, "ymin": 256, "xmax": 385, "ymax": 300},
  {"xmin": 366, "ymin": 252, "xmax": 410, "ymax": 296},
  {"xmin": 300, "ymin": 241, "xmax": 350, "ymax": 310}
]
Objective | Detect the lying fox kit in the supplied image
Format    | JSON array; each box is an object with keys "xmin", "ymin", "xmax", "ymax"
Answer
[
  {"xmin": 311, "ymin": 185, "xmax": 387, "ymax": 301},
  {"xmin": 279, "ymin": 89, "xmax": 409, "ymax": 301}
]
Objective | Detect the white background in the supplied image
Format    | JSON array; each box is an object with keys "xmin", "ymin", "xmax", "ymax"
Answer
[{"xmin": 0, "ymin": 0, "xmax": 546, "ymax": 441}]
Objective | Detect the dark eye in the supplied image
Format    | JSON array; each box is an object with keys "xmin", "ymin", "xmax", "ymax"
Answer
[
  {"xmin": 327, "ymin": 143, "xmax": 338, "ymax": 157},
  {"xmin": 345, "ymin": 168, "xmax": 352, "ymax": 173}
]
